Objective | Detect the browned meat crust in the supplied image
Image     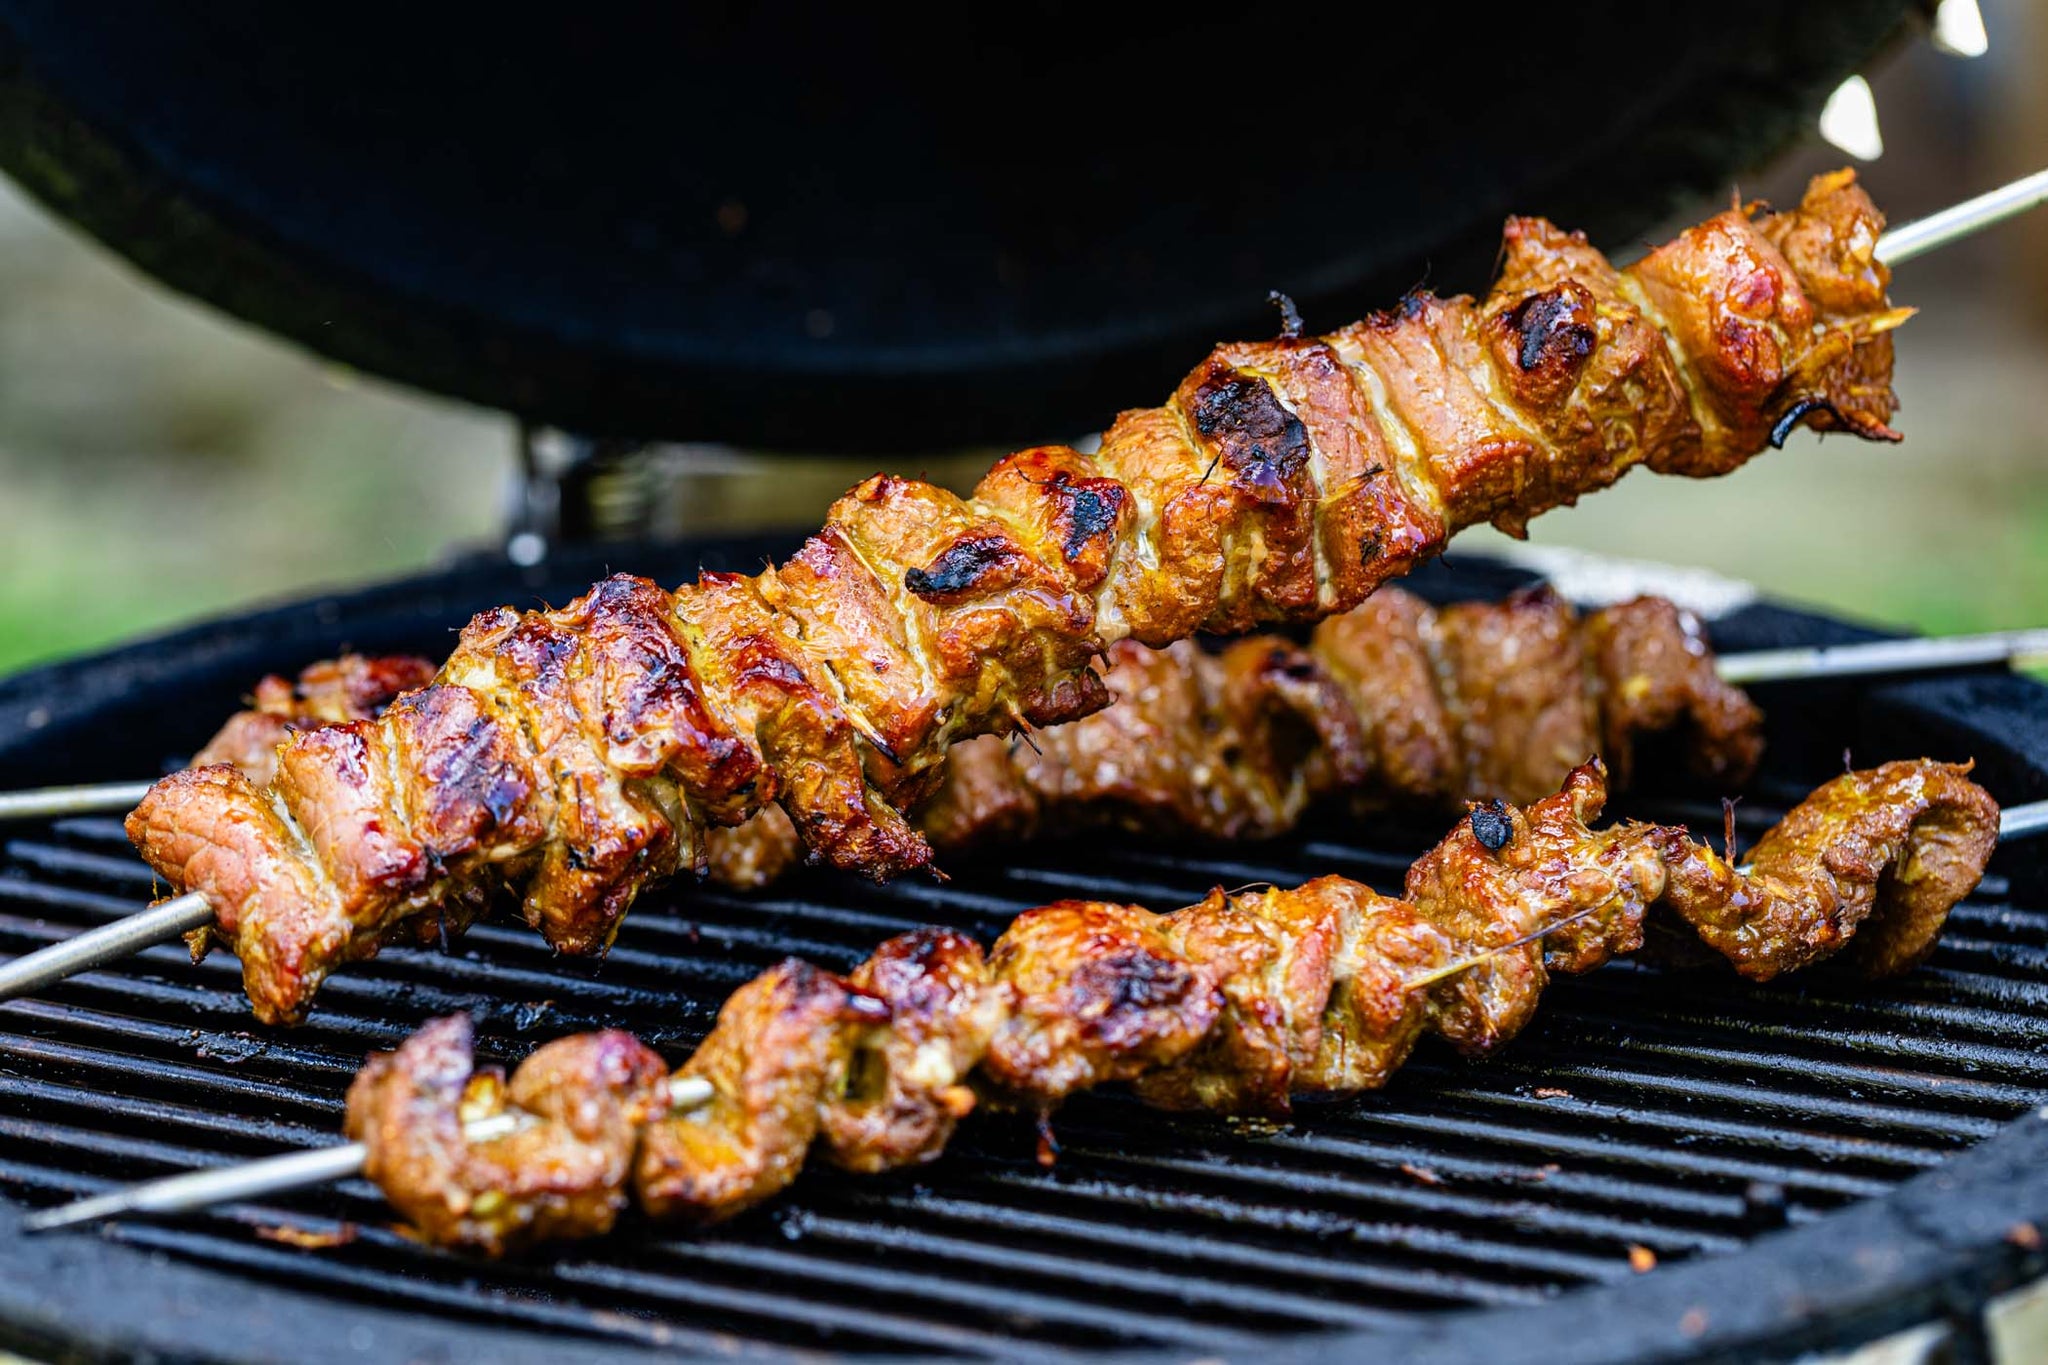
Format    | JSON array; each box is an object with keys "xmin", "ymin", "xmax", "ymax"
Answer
[
  {"xmin": 350, "ymin": 758, "xmax": 1993, "ymax": 1252},
  {"xmin": 189, "ymin": 654, "xmax": 436, "ymax": 788},
  {"xmin": 131, "ymin": 171, "xmax": 1902, "ymax": 1024},
  {"xmin": 344, "ymin": 1015, "xmax": 669, "ymax": 1254},
  {"xmin": 1661, "ymin": 759, "xmax": 2002, "ymax": 980},
  {"xmin": 712, "ymin": 586, "xmax": 1762, "ymax": 888}
]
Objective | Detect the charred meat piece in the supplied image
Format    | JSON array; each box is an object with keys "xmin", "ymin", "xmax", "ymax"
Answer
[
  {"xmin": 1662, "ymin": 759, "xmax": 2001, "ymax": 980},
  {"xmin": 822, "ymin": 928, "xmax": 1004, "ymax": 1172},
  {"xmin": 343, "ymin": 1016, "xmax": 668, "ymax": 1255},
  {"xmin": 191, "ymin": 653, "xmax": 435, "ymax": 788},
  {"xmin": 637, "ymin": 961, "xmax": 887, "ymax": 1223}
]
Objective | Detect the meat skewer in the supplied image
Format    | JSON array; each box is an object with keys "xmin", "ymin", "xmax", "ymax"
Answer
[
  {"xmin": 25, "ymin": 757, "xmax": 2006, "ymax": 1247},
  {"xmin": 0, "ymin": 585, "xmax": 1765, "ymax": 1006}
]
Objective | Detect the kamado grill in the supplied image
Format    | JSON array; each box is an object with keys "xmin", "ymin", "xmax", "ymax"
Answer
[{"xmin": 3, "ymin": 3, "xmax": 2048, "ymax": 1362}]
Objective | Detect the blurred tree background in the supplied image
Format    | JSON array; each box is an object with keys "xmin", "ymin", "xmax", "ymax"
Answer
[{"xmin": 1, "ymin": 5, "xmax": 2046, "ymax": 676}]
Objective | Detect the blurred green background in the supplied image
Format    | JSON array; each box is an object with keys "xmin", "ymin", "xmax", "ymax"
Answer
[{"xmin": 1, "ymin": 9, "xmax": 2046, "ymax": 677}]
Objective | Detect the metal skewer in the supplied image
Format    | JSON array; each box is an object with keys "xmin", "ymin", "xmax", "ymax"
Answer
[
  {"xmin": 28, "ymin": 796, "xmax": 2048, "ymax": 1237},
  {"xmin": 0, "ymin": 892, "xmax": 214, "ymax": 1002},
  {"xmin": 19, "ymin": 1075, "xmax": 716, "ymax": 1235},
  {"xmin": 0, "ymin": 627, "xmax": 2043, "ymax": 1004},
  {"xmin": 0, "ymin": 779, "xmax": 155, "ymax": 822},
  {"xmin": 1874, "ymin": 167, "xmax": 2048, "ymax": 265},
  {"xmin": 1713, "ymin": 627, "xmax": 2048, "ymax": 685},
  {"xmin": 3, "ymin": 627, "xmax": 2045, "ymax": 828}
]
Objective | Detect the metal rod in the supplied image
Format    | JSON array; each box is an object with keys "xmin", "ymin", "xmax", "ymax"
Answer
[
  {"xmin": 1714, "ymin": 628, "xmax": 2048, "ymax": 685},
  {"xmin": 1876, "ymin": 168, "xmax": 2048, "ymax": 266},
  {"xmin": 21, "ymin": 1077, "xmax": 716, "ymax": 1234},
  {"xmin": 2002, "ymin": 800, "xmax": 2048, "ymax": 842},
  {"xmin": 0, "ymin": 780, "xmax": 154, "ymax": 823},
  {"xmin": 0, "ymin": 891, "xmax": 212, "ymax": 1003}
]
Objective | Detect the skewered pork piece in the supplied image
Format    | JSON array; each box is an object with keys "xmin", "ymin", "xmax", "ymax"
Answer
[
  {"xmin": 709, "ymin": 585, "xmax": 1763, "ymax": 887},
  {"xmin": 189, "ymin": 654, "xmax": 438, "ymax": 789},
  {"xmin": 344, "ymin": 757, "xmax": 1996, "ymax": 1253},
  {"xmin": 129, "ymin": 170, "xmax": 1906, "ymax": 1025}
]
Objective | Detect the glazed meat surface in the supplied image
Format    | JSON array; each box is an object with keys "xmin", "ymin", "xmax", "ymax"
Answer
[
  {"xmin": 190, "ymin": 654, "xmax": 435, "ymax": 788},
  {"xmin": 344, "ymin": 1015, "xmax": 668, "ymax": 1254},
  {"xmin": 131, "ymin": 171, "xmax": 1902, "ymax": 1023},
  {"xmin": 349, "ymin": 757, "xmax": 1994, "ymax": 1251}
]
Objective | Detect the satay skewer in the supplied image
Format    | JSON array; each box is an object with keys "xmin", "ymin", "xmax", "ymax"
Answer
[
  {"xmin": 4, "ymin": 619, "xmax": 2041, "ymax": 830},
  {"xmin": 1711, "ymin": 626, "xmax": 2048, "ymax": 684},
  {"xmin": 0, "ymin": 781, "xmax": 155, "ymax": 822},
  {"xmin": 21, "ymin": 757, "xmax": 2012, "ymax": 1243},
  {"xmin": 1872, "ymin": 166, "xmax": 2048, "ymax": 265}
]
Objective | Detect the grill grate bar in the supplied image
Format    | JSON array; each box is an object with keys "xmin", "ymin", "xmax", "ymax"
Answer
[
  {"xmin": 1277, "ymin": 1114, "xmax": 1896, "ymax": 1202},
  {"xmin": 1046, "ymin": 1143, "xmax": 1744, "ymax": 1254},
  {"xmin": 0, "ymin": 1148, "xmax": 1228, "ymax": 1357}
]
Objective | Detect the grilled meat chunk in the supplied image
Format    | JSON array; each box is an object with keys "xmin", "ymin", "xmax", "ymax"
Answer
[
  {"xmin": 1662, "ymin": 759, "xmax": 2001, "ymax": 980},
  {"xmin": 134, "ymin": 172, "xmax": 1899, "ymax": 1023},
  {"xmin": 351, "ymin": 758, "xmax": 1995, "ymax": 1250},
  {"xmin": 822, "ymin": 928, "xmax": 1003, "ymax": 1172},
  {"xmin": 637, "ymin": 961, "xmax": 889, "ymax": 1223},
  {"xmin": 191, "ymin": 654, "xmax": 435, "ymax": 788},
  {"xmin": 343, "ymin": 1015, "xmax": 668, "ymax": 1255},
  {"xmin": 983, "ymin": 902, "xmax": 1225, "ymax": 1104}
]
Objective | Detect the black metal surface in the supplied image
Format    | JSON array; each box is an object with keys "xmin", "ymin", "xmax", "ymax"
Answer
[
  {"xmin": 0, "ymin": 1, "xmax": 1912, "ymax": 452},
  {"xmin": 4, "ymin": 539, "xmax": 2048, "ymax": 1364}
]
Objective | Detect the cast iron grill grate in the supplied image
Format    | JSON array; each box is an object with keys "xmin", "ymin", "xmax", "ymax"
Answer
[
  {"xmin": 2, "ymin": 543, "xmax": 2045, "ymax": 1362},
  {"xmin": 1, "ymin": 784, "xmax": 2044, "ymax": 1360}
]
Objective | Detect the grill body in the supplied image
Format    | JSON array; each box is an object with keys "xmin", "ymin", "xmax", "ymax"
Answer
[{"xmin": 3, "ymin": 537, "xmax": 2047, "ymax": 1364}]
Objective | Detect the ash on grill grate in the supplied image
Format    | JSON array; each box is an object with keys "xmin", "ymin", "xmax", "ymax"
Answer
[{"xmin": 6, "ymin": 777, "xmax": 2048, "ymax": 1361}]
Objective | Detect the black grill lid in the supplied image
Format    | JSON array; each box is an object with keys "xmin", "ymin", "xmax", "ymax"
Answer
[
  {"xmin": 4, "ymin": 537, "xmax": 2048, "ymax": 1364},
  {"xmin": 0, "ymin": 0, "xmax": 1910, "ymax": 451}
]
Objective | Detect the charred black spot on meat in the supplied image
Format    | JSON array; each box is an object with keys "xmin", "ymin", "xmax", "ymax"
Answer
[
  {"xmin": 1189, "ymin": 365, "xmax": 1312, "ymax": 502},
  {"xmin": 905, "ymin": 535, "xmax": 1018, "ymax": 601},
  {"xmin": 1359, "ymin": 532, "xmax": 1383, "ymax": 567},
  {"xmin": 1096, "ymin": 949, "xmax": 1191, "ymax": 1010},
  {"xmin": 1767, "ymin": 396, "xmax": 1841, "ymax": 449},
  {"xmin": 1060, "ymin": 482, "xmax": 1124, "ymax": 563},
  {"xmin": 587, "ymin": 573, "xmax": 658, "ymax": 612},
  {"xmin": 1509, "ymin": 288, "xmax": 1597, "ymax": 373},
  {"xmin": 1470, "ymin": 799, "xmax": 1513, "ymax": 851},
  {"xmin": 502, "ymin": 620, "xmax": 577, "ymax": 679}
]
